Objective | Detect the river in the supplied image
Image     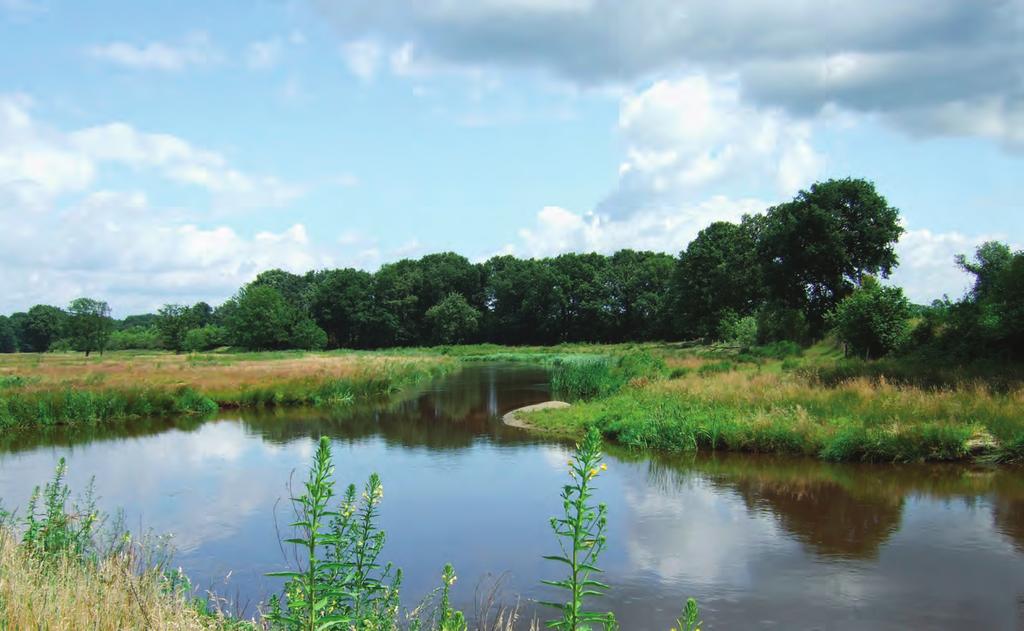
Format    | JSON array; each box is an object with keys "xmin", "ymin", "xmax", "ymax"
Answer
[{"xmin": 1, "ymin": 364, "xmax": 1022, "ymax": 629}]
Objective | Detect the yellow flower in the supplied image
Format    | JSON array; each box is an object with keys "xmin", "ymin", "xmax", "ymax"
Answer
[
  {"xmin": 589, "ymin": 468, "xmax": 599, "ymax": 477},
  {"xmin": 600, "ymin": 463, "xmax": 607, "ymax": 471}
]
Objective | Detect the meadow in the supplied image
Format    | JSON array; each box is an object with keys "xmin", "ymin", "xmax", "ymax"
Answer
[{"xmin": 0, "ymin": 350, "xmax": 455, "ymax": 429}]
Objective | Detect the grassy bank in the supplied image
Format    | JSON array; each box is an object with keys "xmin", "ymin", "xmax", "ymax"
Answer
[
  {"xmin": 516, "ymin": 343, "xmax": 1024, "ymax": 464},
  {"xmin": 0, "ymin": 530, "xmax": 243, "ymax": 631},
  {"xmin": 0, "ymin": 351, "xmax": 455, "ymax": 430}
]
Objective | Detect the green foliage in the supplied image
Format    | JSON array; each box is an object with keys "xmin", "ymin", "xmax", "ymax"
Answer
[
  {"xmin": 289, "ymin": 319, "xmax": 328, "ymax": 351},
  {"xmin": 718, "ymin": 313, "xmax": 757, "ymax": 349},
  {"xmin": 107, "ymin": 326, "xmax": 162, "ymax": 350},
  {"xmin": 673, "ymin": 599, "xmax": 701, "ymax": 631},
  {"xmin": 549, "ymin": 351, "xmax": 666, "ymax": 401},
  {"xmin": 20, "ymin": 458, "xmax": 100, "ymax": 560},
  {"xmin": 18, "ymin": 305, "xmax": 68, "ymax": 352},
  {"xmin": 184, "ymin": 324, "xmax": 228, "ymax": 352},
  {"xmin": 673, "ymin": 219, "xmax": 764, "ymax": 340},
  {"xmin": 267, "ymin": 437, "xmax": 461, "ymax": 631},
  {"xmin": 0, "ymin": 315, "xmax": 16, "ymax": 353},
  {"xmin": 425, "ymin": 293, "xmax": 480, "ymax": 345},
  {"xmin": 829, "ymin": 277, "xmax": 911, "ymax": 359},
  {"xmin": 759, "ymin": 178, "xmax": 903, "ymax": 333},
  {"xmin": 156, "ymin": 304, "xmax": 196, "ymax": 352},
  {"xmin": 67, "ymin": 298, "xmax": 113, "ymax": 356},
  {"xmin": 225, "ymin": 285, "xmax": 295, "ymax": 351},
  {"xmin": 541, "ymin": 427, "xmax": 617, "ymax": 630}
]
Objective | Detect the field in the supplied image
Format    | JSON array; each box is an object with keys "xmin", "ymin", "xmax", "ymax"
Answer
[
  {"xmin": 0, "ymin": 350, "xmax": 456, "ymax": 429},
  {"xmin": 1, "ymin": 342, "xmax": 1022, "ymax": 463}
]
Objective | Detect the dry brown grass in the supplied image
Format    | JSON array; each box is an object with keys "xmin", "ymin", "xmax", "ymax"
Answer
[
  {"xmin": 0, "ymin": 351, "xmax": 451, "ymax": 397},
  {"xmin": 0, "ymin": 532, "xmax": 238, "ymax": 631}
]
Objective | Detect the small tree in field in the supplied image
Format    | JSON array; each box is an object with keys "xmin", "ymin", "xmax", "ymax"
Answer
[
  {"xmin": 830, "ymin": 277, "xmax": 910, "ymax": 359},
  {"xmin": 67, "ymin": 298, "xmax": 113, "ymax": 357}
]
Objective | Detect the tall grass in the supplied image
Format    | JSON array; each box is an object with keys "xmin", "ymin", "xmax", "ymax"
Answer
[
  {"xmin": 548, "ymin": 351, "xmax": 667, "ymax": 401},
  {"xmin": 0, "ymin": 354, "xmax": 455, "ymax": 430},
  {"xmin": 524, "ymin": 368, "xmax": 1024, "ymax": 463}
]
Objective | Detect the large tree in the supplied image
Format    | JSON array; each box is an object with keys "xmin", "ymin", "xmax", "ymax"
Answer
[
  {"xmin": 0, "ymin": 315, "xmax": 16, "ymax": 353},
  {"xmin": 155, "ymin": 304, "xmax": 195, "ymax": 353},
  {"xmin": 223, "ymin": 285, "xmax": 294, "ymax": 351},
  {"xmin": 425, "ymin": 292, "xmax": 480, "ymax": 345},
  {"xmin": 672, "ymin": 218, "xmax": 765, "ymax": 340},
  {"xmin": 18, "ymin": 305, "xmax": 68, "ymax": 352},
  {"xmin": 67, "ymin": 298, "xmax": 113, "ymax": 356},
  {"xmin": 309, "ymin": 268, "xmax": 376, "ymax": 348},
  {"xmin": 601, "ymin": 250, "xmax": 675, "ymax": 341},
  {"xmin": 760, "ymin": 178, "xmax": 903, "ymax": 333}
]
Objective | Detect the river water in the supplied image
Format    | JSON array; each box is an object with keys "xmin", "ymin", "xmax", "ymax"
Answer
[{"xmin": 1, "ymin": 364, "xmax": 1022, "ymax": 629}]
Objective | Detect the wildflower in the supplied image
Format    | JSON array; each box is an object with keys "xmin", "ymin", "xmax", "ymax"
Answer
[
  {"xmin": 600, "ymin": 463, "xmax": 607, "ymax": 471},
  {"xmin": 589, "ymin": 468, "xmax": 599, "ymax": 477}
]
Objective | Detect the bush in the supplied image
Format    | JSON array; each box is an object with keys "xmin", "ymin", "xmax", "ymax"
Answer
[
  {"xmin": 756, "ymin": 304, "xmax": 810, "ymax": 345},
  {"xmin": 829, "ymin": 277, "xmax": 911, "ymax": 359},
  {"xmin": 183, "ymin": 325, "xmax": 228, "ymax": 352},
  {"xmin": 288, "ymin": 319, "xmax": 328, "ymax": 351},
  {"xmin": 106, "ymin": 326, "xmax": 162, "ymax": 351},
  {"xmin": 719, "ymin": 314, "xmax": 758, "ymax": 349}
]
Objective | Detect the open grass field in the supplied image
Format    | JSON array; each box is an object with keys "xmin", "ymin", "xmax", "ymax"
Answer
[{"xmin": 0, "ymin": 350, "xmax": 456, "ymax": 429}]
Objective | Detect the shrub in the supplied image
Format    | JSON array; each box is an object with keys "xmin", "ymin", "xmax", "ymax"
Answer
[
  {"xmin": 829, "ymin": 276, "xmax": 911, "ymax": 359},
  {"xmin": 184, "ymin": 325, "xmax": 228, "ymax": 352}
]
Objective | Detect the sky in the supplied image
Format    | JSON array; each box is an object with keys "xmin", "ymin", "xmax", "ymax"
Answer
[{"xmin": 0, "ymin": 0, "xmax": 1021, "ymax": 316}]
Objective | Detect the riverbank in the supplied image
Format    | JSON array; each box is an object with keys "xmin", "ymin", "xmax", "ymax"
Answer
[
  {"xmin": 0, "ymin": 351, "xmax": 456, "ymax": 429},
  {"xmin": 515, "ymin": 345, "xmax": 1024, "ymax": 464}
]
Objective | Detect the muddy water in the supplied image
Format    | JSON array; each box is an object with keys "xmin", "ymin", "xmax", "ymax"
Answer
[{"xmin": 1, "ymin": 364, "xmax": 1022, "ymax": 629}]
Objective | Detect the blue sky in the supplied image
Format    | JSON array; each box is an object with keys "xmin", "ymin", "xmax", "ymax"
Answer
[{"xmin": 1, "ymin": 0, "xmax": 1021, "ymax": 315}]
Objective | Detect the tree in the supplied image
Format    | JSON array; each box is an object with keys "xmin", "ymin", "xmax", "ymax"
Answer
[
  {"xmin": 155, "ymin": 304, "xmax": 194, "ymax": 353},
  {"xmin": 224, "ymin": 285, "xmax": 294, "ymax": 351},
  {"xmin": 672, "ymin": 218, "xmax": 765, "ymax": 340},
  {"xmin": 250, "ymin": 269, "xmax": 314, "ymax": 315},
  {"xmin": 19, "ymin": 305, "xmax": 67, "ymax": 352},
  {"xmin": 189, "ymin": 302, "xmax": 214, "ymax": 328},
  {"xmin": 425, "ymin": 293, "xmax": 480, "ymax": 345},
  {"xmin": 946, "ymin": 241, "xmax": 1024, "ymax": 359},
  {"xmin": 0, "ymin": 315, "xmax": 16, "ymax": 353},
  {"xmin": 601, "ymin": 250, "xmax": 675, "ymax": 341},
  {"xmin": 289, "ymin": 318, "xmax": 328, "ymax": 350},
  {"xmin": 67, "ymin": 298, "xmax": 113, "ymax": 357},
  {"xmin": 829, "ymin": 277, "xmax": 911, "ymax": 359},
  {"xmin": 309, "ymin": 268, "xmax": 376, "ymax": 348},
  {"xmin": 183, "ymin": 325, "xmax": 228, "ymax": 352},
  {"xmin": 760, "ymin": 178, "xmax": 903, "ymax": 335}
]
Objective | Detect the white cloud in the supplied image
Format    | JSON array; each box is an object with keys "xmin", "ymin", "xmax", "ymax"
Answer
[
  {"xmin": 86, "ymin": 32, "xmax": 222, "ymax": 71},
  {"xmin": 0, "ymin": 95, "xmax": 326, "ymax": 313},
  {"xmin": 888, "ymin": 228, "xmax": 1009, "ymax": 303},
  {"xmin": 0, "ymin": 97, "xmax": 304, "ymax": 210},
  {"xmin": 314, "ymin": 0, "xmax": 1024, "ymax": 150},
  {"xmin": 341, "ymin": 39, "xmax": 382, "ymax": 80},
  {"xmin": 506, "ymin": 196, "xmax": 764, "ymax": 259},
  {"xmin": 609, "ymin": 75, "xmax": 824, "ymax": 209},
  {"xmin": 0, "ymin": 189, "xmax": 329, "ymax": 314},
  {"xmin": 246, "ymin": 38, "xmax": 284, "ymax": 70}
]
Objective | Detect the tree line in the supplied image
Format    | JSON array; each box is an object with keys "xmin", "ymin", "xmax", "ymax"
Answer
[{"xmin": 1, "ymin": 178, "xmax": 1020, "ymax": 361}]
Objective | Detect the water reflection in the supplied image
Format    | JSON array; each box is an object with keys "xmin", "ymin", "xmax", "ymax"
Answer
[{"xmin": 0, "ymin": 364, "xmax": 1022, "ymax": 629}]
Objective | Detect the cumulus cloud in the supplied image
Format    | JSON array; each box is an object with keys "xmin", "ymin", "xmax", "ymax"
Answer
[
  {"xmin": 0, "ymin": 95, "xmax": 302, "ymax": 211},
  {"xmin": 86, "ymin": 32, "xmax": 223, "ymax": 71},
  {"xmin": 603, "ymin": 75, "xmax": 823, "ymax": 216},
  {"xmin": 312, "ymin": 0, "xmax": 1024, "ymax": 149},
  {"xmin": 505, "ymin": 196, "xmax": 764, "ymax": 259},
  {"xmin": 0, "ymin": 95, "xmax": 329, "ymax": 314},
  {"xmin": 888, "ymin": 228, "xmax": 1012, "ymax": 304}
]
